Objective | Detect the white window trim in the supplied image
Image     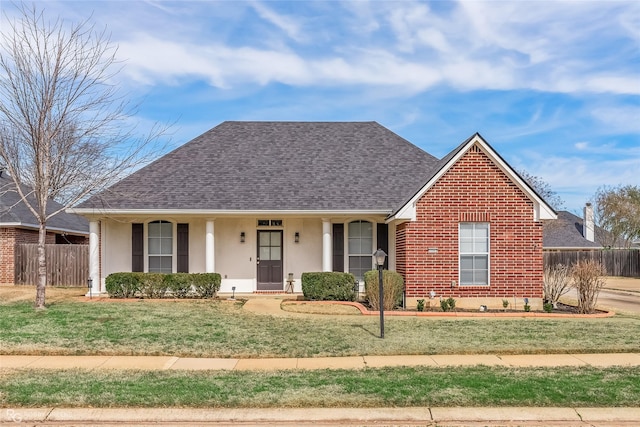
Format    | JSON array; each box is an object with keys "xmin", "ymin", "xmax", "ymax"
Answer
[
  {"xmin": 144, "ymin": 220, "xmax": 176, "ymax": 273},
  {"xmin": 347, "ymin": 219, "xmax": 375, "ymax": 281},
  {"xmin": 459, "ymin": 222, "xmax": 490, "ymax": 286}
]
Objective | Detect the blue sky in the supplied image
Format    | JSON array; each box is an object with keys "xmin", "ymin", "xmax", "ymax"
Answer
[{"xmin": 2, "ymin": 0, "xmax": 639, "ymax": 212}]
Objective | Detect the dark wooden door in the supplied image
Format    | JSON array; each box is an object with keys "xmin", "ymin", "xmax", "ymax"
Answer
[{"xmin": 257, "ymin": 230, "xmax": 283, "ymax": 290}]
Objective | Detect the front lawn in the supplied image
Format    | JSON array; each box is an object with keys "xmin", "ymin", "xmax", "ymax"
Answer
[
  {"xmin": 1, "ymin": 297, "xmax": 639, "ymax": 357},
  {"xmin": 1, "ymin": 366, "xmax": 638, "ymax": 408}
]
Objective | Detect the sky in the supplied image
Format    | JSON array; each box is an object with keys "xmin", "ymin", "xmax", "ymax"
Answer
[{"xmin": 1, "ymin": 0, "xmax": 639, "ymax": 213}]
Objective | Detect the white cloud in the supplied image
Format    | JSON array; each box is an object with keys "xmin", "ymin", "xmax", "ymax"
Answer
[
  {"xmin": 575, "ymin": 142, "xmax": 589, "ymax": 150},
  {"xmin": 249, "ymin": 1, "xmax": 303, "ymax": 42}
]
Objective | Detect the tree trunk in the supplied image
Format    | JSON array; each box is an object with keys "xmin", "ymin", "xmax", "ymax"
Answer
[{"xmin": 35, "ymin": 221, "xmax": 47, "ymax": 309}]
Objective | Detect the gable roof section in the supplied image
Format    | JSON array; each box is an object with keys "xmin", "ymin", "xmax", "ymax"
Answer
[
  {"xmin": 0, "ymin": 173, "xmax": 89, "ymax": 234},
  {"xmin": 74, "ymin": 121, "xmax": 440, "ymax": 214},
  {"xmin": 389, "ymin": 133, "xmax": 557, "ymax": 222}
]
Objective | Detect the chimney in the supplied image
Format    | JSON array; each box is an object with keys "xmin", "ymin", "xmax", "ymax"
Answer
[{"xmin": 584, "ymin": 203, "xmax": 595, "ymax": 242}]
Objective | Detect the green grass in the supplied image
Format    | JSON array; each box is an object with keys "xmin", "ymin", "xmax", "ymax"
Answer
[
  {"xmin": 0, "ymin": 299, "xmax": 639, "ymax": 357},
  {"xmin": 1, "ymin": 366, "xmax": 638, "ymax": 408}
]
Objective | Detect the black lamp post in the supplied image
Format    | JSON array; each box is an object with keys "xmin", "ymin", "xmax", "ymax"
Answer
[
  {"xmin": 373, "ymin": 248, "xmax": 387, "ymax": 338},
  {"xmin": 87, "ymin": 277, "xmax": 93, "ymax": 299}
]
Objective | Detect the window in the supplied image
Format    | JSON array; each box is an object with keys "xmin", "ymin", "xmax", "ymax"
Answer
[
  {"xmin": 459, "ymin": 222, "xmax": 489, "ymax": 286},
  {"xmin": 348, "ymin": 220, "xmax": 373, "ymax": 281},
  {"xmin": 148, "ymin": 220, "xmax": 173, "ymax": 273}
]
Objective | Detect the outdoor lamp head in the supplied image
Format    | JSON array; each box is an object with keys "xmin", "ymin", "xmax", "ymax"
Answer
[{"xmin": 373, "ymin": 248, "xmax": 387, "ymax": 266}]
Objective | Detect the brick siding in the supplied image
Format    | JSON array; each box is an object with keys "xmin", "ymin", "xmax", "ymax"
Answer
[
  {"xmin": 396, "ymin": 143, "xmax": 544, "ymax": 299},
  {"xmin": 0, "ymin": 227, "xmax": 69, "ymax": 285}
]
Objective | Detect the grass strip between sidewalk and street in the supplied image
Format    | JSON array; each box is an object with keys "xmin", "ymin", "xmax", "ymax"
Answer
[
  {"xmin": 1, "ymin": 298, "xmax": 639, "ymax": 357},
  {"xmin": 1, "ymin": 366, "xmax": 639, "ymax": 408}
]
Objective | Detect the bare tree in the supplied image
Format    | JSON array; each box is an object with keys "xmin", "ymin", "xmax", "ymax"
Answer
[
  {"xmin": 593, "ymin": 185, "xmax": 640, "ymax": 248},
  {"xmin": 0, "ymin": 4, "xmax": 166, "ymax": 309},
  {"xmin": 543, "ymin": 264, "xmax": 572, "ymax": 308},
  {"xmin": 571, "ymin": 259, "xmax": 606, "ymax": 314},
  {"xmin": 518, "ymin": 169, "xmax": 564, "ymax": 210}
]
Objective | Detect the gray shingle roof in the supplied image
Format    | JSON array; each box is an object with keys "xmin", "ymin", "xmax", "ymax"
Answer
[
  {"xmin": 0, "ymin": 173, "xmax": 89, "ymax": 234},
  {"xmin": 79, "ymin": 121, "xmax": 440, "ymax": 212},
  {"xmin": 543, "ymin": 211, "xmax": 601, "ymax": 248}
]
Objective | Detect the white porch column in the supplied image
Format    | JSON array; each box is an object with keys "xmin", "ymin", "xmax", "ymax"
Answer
[
  {"xmin": 322, "ymin": 218, "xmax": 331, "ymax": 272},
  {"xmin": 87, "ymin": 220, "xmax": 101, "ymax": 295},
  {"xmin": 206, "ymin": 219, "xmax": 215, "ymax": 273}
]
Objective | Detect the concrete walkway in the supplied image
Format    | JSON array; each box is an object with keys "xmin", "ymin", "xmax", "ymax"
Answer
[{"xmin": 2, "ymin": 352, "xmax": 640, "ymax": 371}]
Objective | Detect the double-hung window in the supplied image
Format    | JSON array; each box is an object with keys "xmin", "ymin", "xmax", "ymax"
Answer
[
  {"xmin": 148, "ymin": 220, "xmax": 173, "ymax": 273},
  {"xmin": 459, "ymin": 222, "xmax": 489, "ymax": 286},
  {"xmin": 348, "ymin": 220, "xmax": 373, "ymax": 281}
]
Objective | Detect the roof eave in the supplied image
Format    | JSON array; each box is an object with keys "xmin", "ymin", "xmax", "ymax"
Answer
[{"xmin": 67, "ymin": 208, "xmax": 393, "ymax": 218}]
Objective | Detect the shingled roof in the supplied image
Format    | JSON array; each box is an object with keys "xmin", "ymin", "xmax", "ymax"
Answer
[
  {"xmin": 543, "ymin": 210, "xmax": 601, "ymax": 249},
  {"xmin": 0, "ymin": 172, "xmax": 88, "ymax": 234},
  {"xmin": 77, "ymin": 121, "xmax": 440, "ymax": 212}
]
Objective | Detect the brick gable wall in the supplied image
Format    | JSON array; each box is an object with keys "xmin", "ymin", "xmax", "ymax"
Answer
[{"xmin": 397, "ymin": 144, "xmax": 543, "ymax": 300}]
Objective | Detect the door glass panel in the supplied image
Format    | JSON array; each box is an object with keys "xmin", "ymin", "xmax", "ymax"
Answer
[
  {"xmin": 271, "ymin": 232, "xmax": 281, "ymax": 246},
  {"xmin": 270, "ymin": 247, "xmax": 281, "ymax": 260},
  {"xmin": 260, "ymin": 247, "xmax": 271, "ymax": 260},
  {"xmin": 259, "ymin": 232, "xmax": 270, "ymax": 245}
]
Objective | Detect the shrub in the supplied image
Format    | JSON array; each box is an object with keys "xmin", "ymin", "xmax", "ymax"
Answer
[
  {"xmin": 105, "ymin": 273, "xmax": 140, "ymax": 298},
  {"xmin": 301, "ymin": 272, "xmax": 356, "ymax": 301},
  {"xmin": 502, "ymin": 299, "xmax": 510, "ymax": 311},
  {"xmin": 139, "ymin": 273, "xmax": 167, "ymax": 299},
  {"xmin": 192, "ymin": 273, "xmax": 221, "ymax": 298},
  {"xmin": 544, "ymin": 302, "xmax": 553, "ymax": 313},
  {"xmin": 544, "ymin": 264, "xmax": 572, "ymax": 308},
  {"xmin": 165, "ymin": 273, "xmax": 192, "ymax": 298},
  {"xmin": 572, "ymin": 259, "xmax": 607, "ymax": 314},
  {"xmin": 440, "ymin": 297, "xmax": 456, "ymax": 312},
  {"xmin": 364, "ymin": 270, "xmax": 404, "ymax": 311},
  {"xmin": 416, "ymin": 299, "xmax": 425, "ymax": 312}
]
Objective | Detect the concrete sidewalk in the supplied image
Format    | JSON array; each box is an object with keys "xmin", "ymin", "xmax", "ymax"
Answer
[
  {"xmin": 3, "ymin": 406, "xmax": 640, "ymax": 426},
  {"xmin": 2, "ymin": 352, "xmax": 640, "ymax": 371}
]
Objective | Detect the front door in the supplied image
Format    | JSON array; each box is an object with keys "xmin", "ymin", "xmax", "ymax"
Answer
[{"xmin": 257, "ymin": 230, "xmax": 283, "ymax": 290}]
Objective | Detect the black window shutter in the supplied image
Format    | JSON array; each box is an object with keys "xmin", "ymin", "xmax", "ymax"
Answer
[
  {"xmin": 377, "ymin": 223, "xmax": 389, "ymax": 270},
  {"xmin": 132, "ymin": 223, "xmax": 144, "ymax": 272},
  {"xmin": 177, "ymin": 223, "xmax": 189, "ymax": 273},
  {"xmin": 332, "ymin": 223, "xmax": 344, "ymax": 272}
]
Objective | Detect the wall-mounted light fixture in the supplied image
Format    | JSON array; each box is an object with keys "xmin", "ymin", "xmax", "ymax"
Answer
[
  {"xmin": 240, "ymin": 232, "xmax": 245, "ymax": 243},
  {"xmin": 294, "ymin": 232, "xmax": 300, "ymax": 243}
]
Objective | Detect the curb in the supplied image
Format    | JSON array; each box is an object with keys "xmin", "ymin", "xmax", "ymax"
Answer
[
  {"xmin": 3, "ymin": 407, "xmax": 640, "ymax": 425},
  {"xmin": 281, "ymin": 300, "xmax": 616, "ymax": 318}
]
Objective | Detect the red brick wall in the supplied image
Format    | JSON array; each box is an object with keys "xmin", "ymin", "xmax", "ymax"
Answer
[
  {"xmin": 0, "ymin": 227, "xmax": 57, "ymax": 285},
  {"xmin": 396, "ymin": 144, "xmax": 543, "ymax": 299}
]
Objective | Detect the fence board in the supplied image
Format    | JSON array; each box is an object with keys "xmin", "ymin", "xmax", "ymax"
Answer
[
  {"xmin": 14, "ymin": 244, "xmax": 89, "ymax": 287},
  {"xmin": 544, "ymin": 249, "xmax": 640, "ymax": 277}
]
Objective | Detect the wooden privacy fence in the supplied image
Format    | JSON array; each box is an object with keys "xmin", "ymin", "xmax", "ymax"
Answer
[
  {"xmin": 544, "ymin": 249, "xmax": 640, "ymax": 277},
  {"xmin": 14, "ymin": 244, "xmax": 89, "ymax": 286}
]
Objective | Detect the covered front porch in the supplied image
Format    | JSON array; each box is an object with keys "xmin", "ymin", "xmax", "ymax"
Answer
[{"xmin": 87, "ymin": 214, "xmax": 396, "ymax": 295}]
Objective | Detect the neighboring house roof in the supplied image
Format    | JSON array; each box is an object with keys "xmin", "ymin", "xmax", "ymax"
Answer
[
  {"xmin": 543, "ymin": 210, "xmax": 601, "ymax": 249},
  {"xmin": 76, "ymin": 121, "xmax": 439, "ymax": 213},
  {"xmin": 72, "ymin": 121, "xmax": 556, "ymax": 221},
  {"xmin": 0, "ymin": 172, "xmax": 89, "ymax": 234}
]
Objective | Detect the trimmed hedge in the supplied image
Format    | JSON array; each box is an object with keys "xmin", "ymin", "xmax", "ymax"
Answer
[
  {"xmin": 301, "ymin": 272, "xmax": 357, "ymax": 301},
  {"xmin": 105, "ymin": 272, "xmax": 221, "ymax": 299},
  {"xmin": 105, "ymin": 272, "xmax": 140, "ymax": 298},
  {"xmin": 364, "ymin": 269, "xmax": 404, "ymax": 310}
]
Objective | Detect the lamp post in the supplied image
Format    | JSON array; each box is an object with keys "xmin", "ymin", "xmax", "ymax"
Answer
[
  {"xmin": 373, "ymin": 248, "xmax": 387, "ymax": 339},
  {"xmin": 87, "ymin": 277, "xmax": 93, "ymax": 299}
]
